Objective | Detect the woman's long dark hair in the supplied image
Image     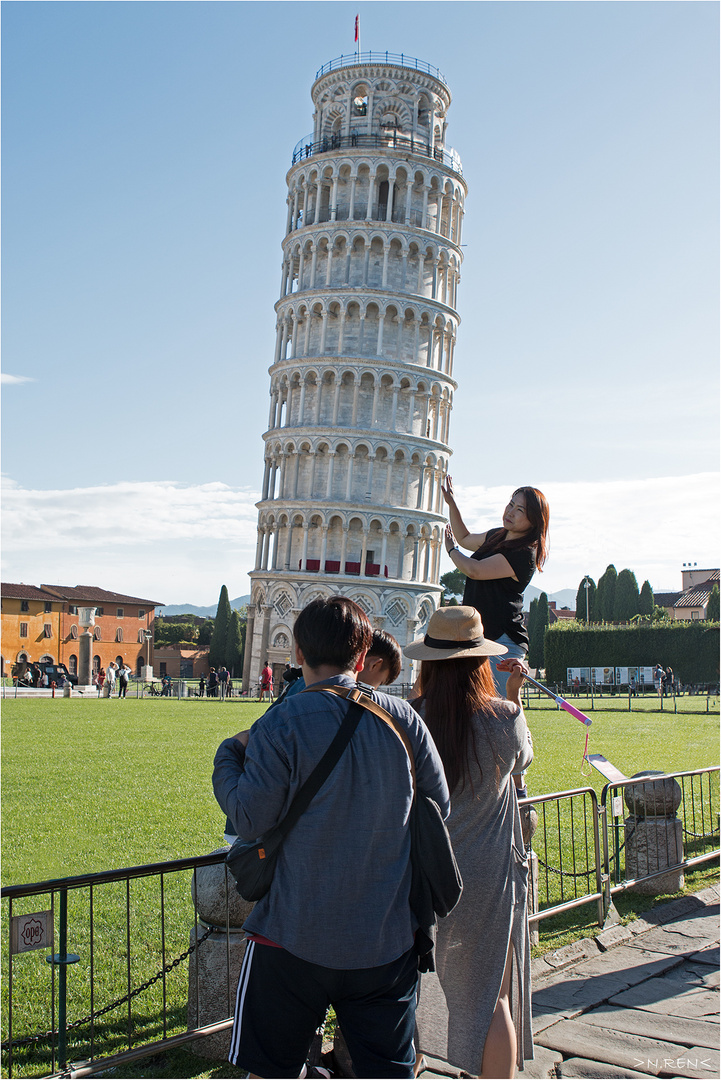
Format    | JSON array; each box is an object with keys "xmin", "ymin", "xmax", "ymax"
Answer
[
  {"xmin": 475, "ymin": 486, "xmax": 550, "ymax": 571},
  {"xmin": 417, "ymin": 656, "xmax": 501, "ymax": 794}
]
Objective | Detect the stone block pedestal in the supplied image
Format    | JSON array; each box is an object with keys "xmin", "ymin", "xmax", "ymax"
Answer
[
  {"xmin": 625, "ymin": 816, "xmax": 684, "ymax": 894},
  {"xmin": 186, "ymin": 850, "xmax": 254, "ymax": 1060}
]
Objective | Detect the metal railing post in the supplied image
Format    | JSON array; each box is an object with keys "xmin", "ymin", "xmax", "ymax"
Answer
[
  {"xmin": 598, "ymin": 792, "xmax": 612, "ymax": 919},
  {"xmin": 590, "ymin": 794, "xmax": 605, "ymax": 926},
  {"xmin": 46, "ymin": 888, "xmax": 80, "ymax": 1068}
]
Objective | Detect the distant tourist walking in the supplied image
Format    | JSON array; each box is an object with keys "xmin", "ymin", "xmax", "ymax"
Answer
[
  {"xmin": 103, "ymin": 663, "xmax": 116, "ymax": 698},
  {"xmin": 259, "ymin": 660, "xmax": 273, "ymax": 702},
  {"xmin": 198, "ymin": 674, "xmax": 206, "ymax": 698},
  {"xmin": 207, "ymin": 668, "xmax": 218, "ymax": 698},
  {"xmin": 665, "ymin": 666, "xmax": 674, "ymax": 696},
  {"xmin": 117, "ymin": 664, "xmax": 130, "ymax": 698},
  {"xmin": 654, "ymin": 663, "xmax": 664, "ymax": 695}
]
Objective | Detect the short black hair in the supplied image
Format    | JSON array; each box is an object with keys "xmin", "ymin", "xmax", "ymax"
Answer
[
  {"xmin": 294, "ymin": 596, "xmax": 373, "ymax": 671},
  {"xmin": 368, "ymin": 629, "xmax": 402, "ymax": 685}
]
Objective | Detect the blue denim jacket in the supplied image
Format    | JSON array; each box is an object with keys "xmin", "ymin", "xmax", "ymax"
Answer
[{"xmin": 213, "ymin": 674, "xmax": 449, "ymax": 970}]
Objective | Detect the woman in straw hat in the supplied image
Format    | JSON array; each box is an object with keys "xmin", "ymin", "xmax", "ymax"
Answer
[
  {"xmin": 441, "ymin": 478, "xmax": 549, "ymax": 696},
  {"xmin": 405, "ymin": 606, "xmax": 534, "ymax": 1079}
]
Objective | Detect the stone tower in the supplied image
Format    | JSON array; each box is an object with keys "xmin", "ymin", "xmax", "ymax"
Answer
[{"xmin": 244, "ymin": 52, "xmax": 466, "ymax": 688}]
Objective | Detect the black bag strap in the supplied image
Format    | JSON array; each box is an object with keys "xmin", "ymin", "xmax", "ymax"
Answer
[
  {"xmin": 276, "ymin": 698, "xmax": 364, "ymax": 840},
  {"xmin": 302, "ymin": 683, "xmax": 417, "ymax": 796}
]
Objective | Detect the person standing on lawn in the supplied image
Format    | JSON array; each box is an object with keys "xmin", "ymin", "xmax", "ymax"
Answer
[{"xmin": 213, "ymin": 597, "xmax": 449, "ymax": 1079}]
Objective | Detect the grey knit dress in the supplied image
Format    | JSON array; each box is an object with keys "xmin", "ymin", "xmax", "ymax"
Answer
[{"xmin": 415, "ymin": 699, "xmax": 534, "ymax": 1075}]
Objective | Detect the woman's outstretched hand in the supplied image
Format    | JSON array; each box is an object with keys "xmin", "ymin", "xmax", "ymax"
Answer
[
  {"xmin": 496, "ymin": 657, "xmax": 528, "ymax": 700},
  {"xmin": 441, "ymin": 475, "xmax": 455, "ymax": 505},
  {"xmin": 445, "ymin": 523, "xmax": 457, "ymax": 553}
]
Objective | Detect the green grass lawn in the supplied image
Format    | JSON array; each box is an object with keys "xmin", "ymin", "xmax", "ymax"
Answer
[
  {"xmin": 1, "ymin": 696, "xmax": 719, "ymax": 1078},
  {"xmin": 2, "ymin": 695, "xmax": 718, "ymax": 883}
]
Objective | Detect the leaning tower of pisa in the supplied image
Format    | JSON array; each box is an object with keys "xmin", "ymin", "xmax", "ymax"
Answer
[{"xmin": 244, "ymin": 52, "xmax": 466, "ymax": 688}]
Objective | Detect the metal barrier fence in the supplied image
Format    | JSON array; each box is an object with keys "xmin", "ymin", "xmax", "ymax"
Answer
[
  {"xmin": 520, "ymin": 787, "xmax": 604, "ymax": 929},
  {"xmin": 1, "ymin": 852, "xmax": 233, "ymax": 1078},
  {"xmin": 600, "ymin": 767, "xmax": 720, "ymax": 910},
  {"xmin": 3, "ymin": 767, "xmax": 719, "ymax": 1078}
]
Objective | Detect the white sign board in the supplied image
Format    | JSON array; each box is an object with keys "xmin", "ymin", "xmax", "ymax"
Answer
[
  {"xmin": 615, "ymin": 667, "xmax": 640, "ymax": 686},
  {"xmin": 592, "ymin": 667, "xmax": 615, "ymax": 685},
  {"xmin": 638, "ymin": 667, "xmax": 655, "ymax": 685},
  {"xmin": 10, "ymin": 910, "xmax": 53, "ymax": 955},
  {"xmin": 566, "ymin": 667, "xmax": 591, "ymax": 685}
]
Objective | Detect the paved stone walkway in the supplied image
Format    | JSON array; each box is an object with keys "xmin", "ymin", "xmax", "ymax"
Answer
[{"xmin": 419, "ymin": 884, "xmax": 719, "ymax": 1080}]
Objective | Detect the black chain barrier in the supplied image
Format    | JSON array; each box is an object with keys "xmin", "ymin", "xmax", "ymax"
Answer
[
  {"xmin": 2, "ymin": 926, "xmax": 213, "ymax": 1051},
  {"xmin": 683, "ymin": 827, "xmax": 720, "ymax": 840},
  {"xmin": 535, "ymin": 856, "xmax": 594, "ymax": 880}
]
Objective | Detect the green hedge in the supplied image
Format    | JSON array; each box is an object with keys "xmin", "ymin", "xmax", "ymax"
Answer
[{"xmin": 544, "ymin": 621, "xmax": 720, "ymax": 685}]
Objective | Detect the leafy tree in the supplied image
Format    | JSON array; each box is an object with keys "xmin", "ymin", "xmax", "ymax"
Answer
[
  {"xmin": 209, "ymin": 586, "xmax": 232, "ymax": 669},
  {"xmin": 613, "ymin": 569, "xmax": 640, "ymax": 623},
  {"xmin": 197, "ymin": 618, "xmax": 214, "ymax": 648},
  {"xmin": 528, "ymin": 592, "xmax": 549, "ymax": 669},
  {"xmin": 596, "ymin": 565, "xmax": 617, "ymax": 623},
  {"xmin": 440, "ymin": 568, "xmax": 466, "ymax": 605},
  {"xmin": 154, "ymin": 621, "xmax": 198, "ymax": 646},
  {"xmin": 575, "ymin": 577, "xmax": 596, "ymax": 623},
  {"xmin": 225, "ymin": 609, "xmax": 245, "ymax": 675},
  {"xmin": 638, "ymin": 580, "xmax": 654, "ymax": 618},
  {"xmin": 706, "ymin": 583, "xmax": 719, "ymax": 621}
]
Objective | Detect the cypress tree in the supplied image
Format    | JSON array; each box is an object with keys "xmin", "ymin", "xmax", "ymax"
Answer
[
  {"xmin": 638, "ymin": 580, "xmax": 654, "ymax": 618},
  {"xmin": 575, "ymin": 577, "xmax": 596, "ymax": 622},
  {"xmin": 707, "ymin": 584, "xmax": 720, "ymax": 622},
  {"xmin": 596, "ymin": 565, "xmax": 617, "ymax": 622},
  {"xmin": 613, "ymin": 569, "xmax": 640, "ymax": 623},
  {"xmin": 209, "ymin": 585, "xmax": 232, "ymax": 669},
  {"xmin": 528, "ymin": 593, "xmax": 549, "ymax": 669},
  {"xmin": 225, "ymin": 608, "xmax": 244, "ymax": 676},
  {"xmin": 527, "ymin": 598, "xmax": 538, "ymax": 662}
]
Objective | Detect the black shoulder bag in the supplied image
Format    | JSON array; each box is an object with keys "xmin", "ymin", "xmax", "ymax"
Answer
[{"xmin": 225, "ymin": 700, "xmax": 364, "ymax": 902}]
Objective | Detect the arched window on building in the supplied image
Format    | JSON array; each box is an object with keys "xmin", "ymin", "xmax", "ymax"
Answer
[{"xmin": 68, "ymin": 655, "xmax": 78, "ymax": 676}]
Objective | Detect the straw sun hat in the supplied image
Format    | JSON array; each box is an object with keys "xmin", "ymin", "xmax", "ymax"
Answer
[{"xmin": 404, "ymin": 605, "xmax": 508, "ymax": 662}]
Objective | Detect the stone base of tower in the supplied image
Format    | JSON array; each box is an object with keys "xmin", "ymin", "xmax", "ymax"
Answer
[{"xmin": 244, "ymin": 571, "xmax": 442, "ymax": 690}]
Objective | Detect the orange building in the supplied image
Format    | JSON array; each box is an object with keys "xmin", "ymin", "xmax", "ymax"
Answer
[{"xmin": 1, "ymin": 583, "xmax": 163, "ymax": 680}]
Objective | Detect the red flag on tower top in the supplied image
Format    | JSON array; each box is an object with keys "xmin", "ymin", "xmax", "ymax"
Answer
[{"xmin": 354, "ymin": 15, "xmax": 359, "ymax": 43}]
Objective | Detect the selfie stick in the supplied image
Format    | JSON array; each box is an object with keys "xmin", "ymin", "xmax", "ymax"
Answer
[{"xmin": 521, "ymin": 674, "xmax": 592, "ymax": 727}]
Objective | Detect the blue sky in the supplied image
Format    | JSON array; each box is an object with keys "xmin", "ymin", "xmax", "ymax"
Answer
[{"xmin": 2, "ymin": 1, "xmax": 718, "ymax": 604}]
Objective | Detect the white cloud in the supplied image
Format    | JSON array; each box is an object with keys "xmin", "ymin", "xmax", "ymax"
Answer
[
  {"xmin": 2, "ymin": 473, "xmax": 718, "ymax": 607},
  {"xmin": 1, "ymin": 478, "xmax": 261, "ymax": 604},
  {"xmin": 1, "ymin": 373, "xmax": 36, "ymax": 385}
]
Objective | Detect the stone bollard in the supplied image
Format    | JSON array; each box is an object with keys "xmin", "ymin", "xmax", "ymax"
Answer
[
  {"xmin": 623, "ymin": 771, "xmax": 684, "ymax": 894},
  {"xmin": 186, "ymin": 850, "xmax": 254, "ymax": 1059}
]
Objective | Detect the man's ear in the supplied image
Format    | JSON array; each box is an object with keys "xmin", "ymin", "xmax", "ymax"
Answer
[
  {"xmin": 294, "ymin": 643, "xmax": 305, "ymax": 666},
  {"xmin": 354, "ymin": 648, "xmax": 369, "ymax": 673}
]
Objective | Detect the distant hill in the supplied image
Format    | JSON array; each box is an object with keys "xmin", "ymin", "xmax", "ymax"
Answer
[
  {"xmin": 160, "ymin": 588, "xmax": 575, "ymax": 617},
  {"xmin": 158, "ymin": 595, "xmax": 250, "ymax": 618},
  {"xmin": 524, "ymin": 586, "xmax": 576, "ymax": 612}
]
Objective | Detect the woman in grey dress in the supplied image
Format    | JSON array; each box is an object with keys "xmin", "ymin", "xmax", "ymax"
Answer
[{"xmin": 405, "ymin": 606, "xmax": 534, "ymax": 1079}]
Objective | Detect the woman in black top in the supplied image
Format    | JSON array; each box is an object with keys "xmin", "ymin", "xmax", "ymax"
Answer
[{"xmin": 441, "ymin": 478, "xmax": 550, "ymax": 695}]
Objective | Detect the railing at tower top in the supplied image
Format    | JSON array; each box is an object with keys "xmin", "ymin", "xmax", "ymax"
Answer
[
  {"xmin": 315, "ymin": 52, "xmax": 448, "ymax": 85},
  {"xmin": 291, "ymin": 129, "xmax": 463, "ymax": 178}
]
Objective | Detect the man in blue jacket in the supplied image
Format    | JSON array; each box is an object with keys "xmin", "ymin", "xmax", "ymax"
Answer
[{"xmin": 213, "ymin": 596, "xmax": 449, "ymax": 1079}]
